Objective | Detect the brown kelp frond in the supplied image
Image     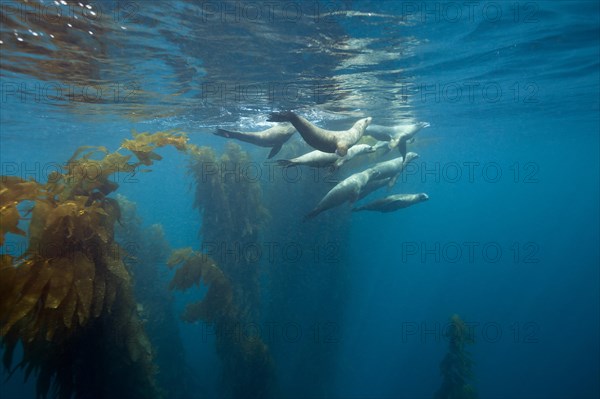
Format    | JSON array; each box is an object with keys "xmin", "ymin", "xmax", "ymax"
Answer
[
  {"xmin": 167, "ymin": 248, "xmax": 236, "ymax": 323},
  {"xmin": 166, "ymin": 247, "xmax": 195, "ymax": 270},
  {"xmin": 0, "ymin": 194, "xmax": 125, "ymax": 344},
  {"xmin": 0, "ymin": 130, "xmax": 194, "ymax": 398},
  {"xmin": 0, "ymin": 177, "xmax": 42, "ymax": 245},
  {"xmin": 188, "ymin": 142, "xmax": 270, "ymax": 243},
  {"xmin": 44, "ymin": 130, "xmax": 189, "ymax": 202},
  {"xmin": 121, "ymin": 130, "xmax": 189, "ymax": 166},
  {"xmin": 167, "ymin": 249, "xmax": 224, "ymax": 291}
]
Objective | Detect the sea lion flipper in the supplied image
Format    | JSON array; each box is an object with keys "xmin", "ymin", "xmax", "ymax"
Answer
[
  {"xmin": 398, "ymin": 139, "xmax": 407, "ymax": 159},
  {"xmin": 267, "ymin": 111, "xmax": 295, "ymax": 123},
  {"xmin": 335, "ymin": 143, "xmax": 349, "ymax": 157},
  {"xmin": 214, "ymin": 128, "xmax": 234, "ymax": 138},
  {"xmin": 388, "ymin": 174, "xmax": 399, "ymax": 188},
  {"xmin": 267, "ymin": 144, "xmax": 283, "ymax": 159}
]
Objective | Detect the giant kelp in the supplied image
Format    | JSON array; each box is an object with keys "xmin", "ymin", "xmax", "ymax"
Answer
[
  {"xmin": 0, "ymin": 130, "xmax": 190, "ymax": 398},
  {"xmin": 434, "ymin": 314, "xmax": 478, "ymax": 399},
  {"xmin": 189, "ymin": 142, "xmax": 269, "ymax": 319},
  {"xmin": 184, "ymin": 143, "xmax": 274, "ymax": 398}
]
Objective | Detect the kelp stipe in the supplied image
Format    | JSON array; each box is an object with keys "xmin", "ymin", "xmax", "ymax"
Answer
[
  {"xmin": 0, "ymin": 130, "xmax": 190, "ymax": 398},
  {"xmin": 434, "ymin": 314, "xmax": 478, "ymax": 399}
]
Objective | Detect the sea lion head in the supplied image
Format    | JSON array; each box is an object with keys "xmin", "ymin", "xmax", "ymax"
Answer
[
  {"xmin": 403, "ymin": 152, "xmax": 419, "ymax": 163},
  {"xmin": 354, "ymin": 117, "xmax": 372, "ymax": 131},
  {"xmin": 418, "ymin": 193, "xmax": 429, "ymax": 202}
]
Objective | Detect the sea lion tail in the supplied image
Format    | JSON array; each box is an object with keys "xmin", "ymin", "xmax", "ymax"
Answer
[
  {"xmin": 303, "ymin": 207, "xmax": 321, "ymax": 221},
  {"xmin": 303, "ymin": 212, "xmax": 316, "ymax": 221},
  {"xmin": 268, "ymin": 111, "xmax": 296, "ymax": 123},
  {"xmin": 268, "ymin": 144, "xmax": 283, "ymax": 159},
  {"xmin": 398, "ymin": 139, "xmax": 407, "ymax": 159}
]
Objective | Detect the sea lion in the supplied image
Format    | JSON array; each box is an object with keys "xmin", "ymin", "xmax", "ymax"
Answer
[
  {"xmin": 373, "ymin": 140, "xmax": 392, "ymax": 152},
  {"xmin": 268, "ymin": 111, "xmax": 372, "ymax": 156},
  {"xmin": 369, "ymin": 152, "xmax": 419, "ymax": 187},
  {"xmin": 332, "ymin": 143, "xmax": 376, "ymax": 170},
  {"xmin": 214, "ymin": 123, "xmax": 296, "ymax": 159},
  {"xmin": 279, "ymin": 143, "xmax": 377, "ymax": 170},
  {"xmin": 352, "ymin": 193, "xmax": 429, "ymax": 213},
  {"xmin": 365, "ymin": 124, "xmax": 399, "ymax": 141},
  {"xmin": 388, "ymin": 122, "xmax": 429, "ymax": 157},
  {"xmin": 356, "ymin": 177, "xmax": 392, "ymax": 201},
  {"xmin": 305, "ymin": 168, "xmax": 379, "ymax": 220},
  {"xmin": 277, "ymin": 149, "xmax": 339, "ymax": 168}
]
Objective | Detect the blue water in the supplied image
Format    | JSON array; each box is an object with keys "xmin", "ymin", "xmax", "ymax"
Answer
[{"xmin": 1, "ymin": 1, "xmax": 598, "ymax": 398}]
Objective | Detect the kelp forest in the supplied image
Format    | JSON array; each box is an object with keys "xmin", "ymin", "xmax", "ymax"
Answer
[{"xmin": 0, "ymin": 131, "xmax": 476, "ymax": 398}]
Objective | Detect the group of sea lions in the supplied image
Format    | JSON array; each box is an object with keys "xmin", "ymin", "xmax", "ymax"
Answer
[{"xmin": 213, "ymin": 111, "xmax": 430, "ymax": 220}]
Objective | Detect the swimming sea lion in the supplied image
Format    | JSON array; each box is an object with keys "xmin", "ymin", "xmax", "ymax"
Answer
[
  {"xmin": 305, "ymin": 168, "xmax": 379, "ymax": 220},
  {"xmin": 388, "ymin": 122, "xmax": 429, "ymax": 157},
  {"xmin": 372, "ymin": 140, "xmax": 392, "ymax": 153},
  {"xmin": 277, "ymin": 149, "xmax": 339, "ymax": 168},
  {"xmin": 352, "ymin": 193, "xmax": 429, "ymax": 213},
  {"xmin": 279, "ymin": 143, "xmax": 377, "ymax": 170},
  {"xmin": 332, "ymin": 143, "xmax": 376, "ymax": 170},
  {"xmin": 369, "ymin": 152, "xmax": 419, "ymax": 187},
  {"xmin": 356, "ymin": 177, "xmax": 392, "ymax": 201},
  {"xmin": 365, "ymin": 124, "xmax": 399, "ymax": 141},
  {"xmin": 268, "ymin": 111, "xmax": 372, "ymax": 156},
  {"xmin": 214, "ymin": 123, "xmax": 296, "ymax": 159}
]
